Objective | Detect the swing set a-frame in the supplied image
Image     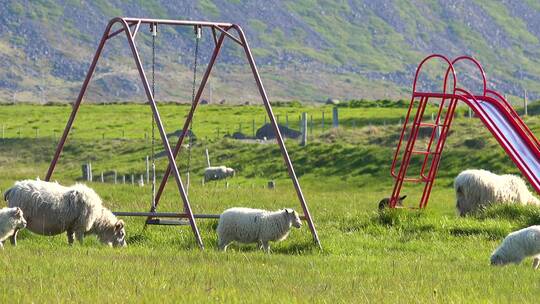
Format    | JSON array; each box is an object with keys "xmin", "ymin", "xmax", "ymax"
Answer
[{"xmin": 44, "ymin": 17, "xmax": 321, "ymax": 250}]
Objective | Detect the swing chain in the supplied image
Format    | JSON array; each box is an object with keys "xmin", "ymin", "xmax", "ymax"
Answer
[{"xmin": 187, "ymin": 26, "xmax": 201, "ymax": 194}]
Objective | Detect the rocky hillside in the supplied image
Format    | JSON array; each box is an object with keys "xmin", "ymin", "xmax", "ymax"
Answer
[{"xmin": 0, "ymin": 0, "xmax": 539, "ymax": 103}]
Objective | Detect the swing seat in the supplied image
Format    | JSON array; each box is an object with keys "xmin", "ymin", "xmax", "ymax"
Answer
[{"xmin": 145, "ymin": 218, "xmax": 190, "ymax": 226}]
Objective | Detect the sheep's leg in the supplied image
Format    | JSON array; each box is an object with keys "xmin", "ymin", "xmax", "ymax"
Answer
[
  {"xmin": 9, "ymin": 229, "xmax": 19, "ymax": 246},
  {"xmin": 533, "ymin": 256, "xmax": 540, "ymax": 270},
  {"xmin": 218, "ymin": 238, "xmax": 230, "ymax": 251},
  {"xmin": 261, "ymin": 241, "xmax": 270, "ymax": 253},
  {"xmin": 75, "ymin": 231, "xmax": 84, "ymax": 245},
  {"xmin": 0, "ymin": 241, "xmax": 3, "ymax": 250},
  {"xmin": 66, "ymin": 229, "xmax": 75, "ymax": 245}
]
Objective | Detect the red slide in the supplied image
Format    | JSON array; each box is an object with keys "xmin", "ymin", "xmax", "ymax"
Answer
[{"xmin": 389, "ymin": 54, "xmax": 540, "ymax": 208}]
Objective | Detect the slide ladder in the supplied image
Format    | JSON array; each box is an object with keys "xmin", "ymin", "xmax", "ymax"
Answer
[{"xmin": 389, "ymin": 54, "xmax": 540, "ymax": 208}]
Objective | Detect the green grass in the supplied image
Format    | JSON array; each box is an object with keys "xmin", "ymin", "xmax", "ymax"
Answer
[{"xmin": 1, "ymin": 103, "xmax": 540, "ymax": 302}]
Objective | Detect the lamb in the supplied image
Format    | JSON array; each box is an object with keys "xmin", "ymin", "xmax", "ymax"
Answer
[
  {"xmin": 0, "ymin": 207, "xmax": 27, "ymax": 249},
  {"xmin": 454, "ymin": 169, "xmax": 540, "ymax": 216},
  {"xmin": 4, "ymin": 179, "xmax": 126, "ymax": 247},
  {"xmin": 204, "ymin": 166, "xmax": 235, "ymax": 182},
  {"xmin": 217, "ymin": 207, "xmax": 302, "ymax": 252},
  {"xmin": 378, "ymin": 195, "xmax": 407, "ymax": 210},
  {"xmin": 490, "ymin": 225, "xmax": 540, "ymax": 269}
]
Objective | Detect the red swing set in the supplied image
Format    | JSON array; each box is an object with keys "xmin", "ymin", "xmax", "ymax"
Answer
[{"xmin": 44, "ymin": 17, "xmax": 321, "ymax": 250}]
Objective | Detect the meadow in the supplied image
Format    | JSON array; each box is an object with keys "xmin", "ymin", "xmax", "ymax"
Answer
[{"xmin": 0, "ymin": 103, "xmax": 539, "ymax": 303}]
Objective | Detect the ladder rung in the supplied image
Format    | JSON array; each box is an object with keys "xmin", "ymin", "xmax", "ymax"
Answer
[
  {"xmin": 146, "ymin": 218, "xmax": 190, "ymax": 226},
  {"xmin": 418, "ymin": 122, "xmax": 443, "ymax": 128},
  {"xmin": 411, "ymin": 150, "xmax": 430, "ymax": 155}
]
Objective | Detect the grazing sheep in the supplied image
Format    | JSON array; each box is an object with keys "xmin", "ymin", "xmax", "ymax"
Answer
[
  {"xmin": 378, "ymin": 195, "xmax": 407, "ymax": 210},
  {"xmin": 454, "ymin": 169, "xmax": 540, "ymax": 216},
  {"xmin": 217, "ymin": 207, "xmax": 302, "ymax": 253},
  {"xmin": 490, "ymin": 225, "xmax": 540, "ymax": 269},
  {"xmin": 0, "ymin": 207, "xmax": 27, "ymax": 249},
  {"xmin": 4, "ymin": 179, "xmax": 126, "ymax": 247},
  {"xmin": 204, "ymin": 166, "xmax": 235, "ymax": 182}
]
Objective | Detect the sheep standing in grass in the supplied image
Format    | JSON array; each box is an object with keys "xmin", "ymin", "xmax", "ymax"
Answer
[
  {"xmin": 378, "ymin": 195, "xmax": 407, "ymax": 210},
  {"xmin": 204, "ymin": 166, "xmax": 235, "ymax": 182},
  {"xmin": 0, "ymin": 207, "xmax": 26, "ymax": 249},
  {"xmin": 490, "ymin": 225, "xmax": 540, "ymax": 269},
  {"xmin": 454, "ymin": 169, "xmax": 540, "ymax": 216},
  {"xmin": 217, "ymin": 207, "xmax": 302, "ymax": 252},
  {"xmin": 4, "ymin": 179, "xmax": 126, "ymax": 247}
]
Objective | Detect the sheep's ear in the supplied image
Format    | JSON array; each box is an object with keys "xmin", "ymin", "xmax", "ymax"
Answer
[
  {"xmin": 115, "ymin": 220, "xmax": 125, "ymax": 231},
  {"xmin": 284, "ymin": 209, "xmax": 289, "ymax": 214},
  {"xmin": 14, "ymin": 208, "xmax": 22, "ymax": 217}
]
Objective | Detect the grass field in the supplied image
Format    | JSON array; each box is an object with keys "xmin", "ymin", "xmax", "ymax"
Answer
[{"xmin": 0, "ymin": 103, "xmax": 539, "ymax": 303}]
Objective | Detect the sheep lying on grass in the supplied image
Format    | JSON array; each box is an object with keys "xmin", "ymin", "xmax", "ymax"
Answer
[
  {"xmin": 491, "ymin": 225, "xmax": 540, "ymax": 269},
  {"xmin": 4, "ymin": 179, "xmax": 126, "ymax": 247},
  {"xmin": 0, "ymin": 207, "xmax": 26, "ymax": 249},
  {"xmin": 204, "ymin": 166, "xmax": 235, "ymax": 182},
  {"xmin": 217, "ymin": 207, "xmax": 302, "ymax": 253},
  {"xmin": 378, "ymin": 195, "xmax": 407, "ymax": 210},
  {"xmin": 454, "ymin": 169, "xmax": 540, "ymax": 216}
]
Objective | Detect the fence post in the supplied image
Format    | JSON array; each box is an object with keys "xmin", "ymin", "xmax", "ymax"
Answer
[
  {"xmin": 122, "ymin": 175, "xmax": 126, "ymax": 184},
  {"xmin": 524, "ymin": 89, "xmax": 528, "ymax": 116},
  {"xmin": 332, "ymin": 107, "xmax": 339, "ymax": 128},
  {"xmin": 82, "ymin": 163, "xmax": 90, "ymax": 181},
  {"xmin": 205, "ymin": 148, "xmax": 211, "ymax": 167},
  {"xmin": 300, "ymin": 112, "xmax": 307, "ymax": 146},
  {"xmin": 114, "ymin": 170, "xmax": 117, "ymax": 184},
  {"xmin": 131, "ymin": 174, "xmax": 134, "ymax": 185},
  {"xmin": 146, "ymin": 155, "xmax": 150, "ymax": 184},
  {"xmin": 101, "ymin": 172, "xmax": 104, "ymax": 183},
  {"xmin": 310, "ymin": 114, "xmax": 313, "ymax": 137}
]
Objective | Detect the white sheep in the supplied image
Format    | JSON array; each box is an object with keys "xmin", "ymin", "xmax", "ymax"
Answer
[
  {"xmin": 0, "ymin": 207, "xmax": 27, "ymax": 249},
  {"xmin": 217, "ymin": 207, "xmax": 302, "ymax": 252},
  {"xmin": 204, "ymin": 166, "xmax": 235, "ymax": 182},
  {"xmin": 4, "ymin": 179, "xmax": 126, "ymax": 247},
  {"xmin": 490, "ymin": 225, "xmax": 540, "ymax": 269},
  {"xmin": 454, "ymin": 169, "xmax": 540, "ymax": 216}
]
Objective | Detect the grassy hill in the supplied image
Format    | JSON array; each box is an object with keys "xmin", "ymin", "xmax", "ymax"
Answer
[
  {"xmin": 2, "ymin": 103, "xmax": 540, "ymax": 302},
  {"xmin": 0, "ymin": 1, "xmax": 540, "ymax": 104}
]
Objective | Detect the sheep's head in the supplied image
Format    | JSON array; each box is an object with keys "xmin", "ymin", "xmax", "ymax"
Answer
[
  {"xmin": 100, "ymin": 220, "xmax": 127, "ymax": 247},
  {"xmin": 226, "ymin": 168, "xmax": 235, "ymax": 177},
  {"xmin": 490, "ymin": 252, "xmax": 506, "ymax": 266},
  {"xmin": 285, "ymin": 208, "xmax": 302, "ymax": 228},
  {"xmin": 11, "ymin": 207, "xmax": 26, "ymax": 229},
  {"xmin": 378, "ymin": 195, "xmax": 406, "ymax": 210}
]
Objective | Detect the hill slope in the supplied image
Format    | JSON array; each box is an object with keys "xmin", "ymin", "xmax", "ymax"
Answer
[{"xmin": 0, "ymin": 0, "xmax": 540, "ymax": 103}]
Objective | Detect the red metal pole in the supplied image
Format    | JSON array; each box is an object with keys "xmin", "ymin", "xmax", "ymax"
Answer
[
  {"xmin": 152, "ymin": 32, "xmax": 227, "ymax": 210},
  {"xmin": 232, "ymin": 25, "xmax": 322, "ymax": 249},
  {"xmin": 45, "ymin": 18, "xmax": 122, "ymax": 181},
  {"xmin": 118, "ymin": 19, "xmax": 204, "ymax": 249}
]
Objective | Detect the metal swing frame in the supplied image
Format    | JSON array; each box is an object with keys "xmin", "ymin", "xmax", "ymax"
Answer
[{"xmin": 44, "ymin": 17, "xmax": 321, "ymax": 250}]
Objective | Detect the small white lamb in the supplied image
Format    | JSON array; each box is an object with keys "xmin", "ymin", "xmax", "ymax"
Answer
[
  {"xmin": 490, "ymin": 225, "xmax": 540, "ymax": 269},
  {"xmin": 217, "ymin": 207, "xmax": 302, "ymax": 252},
  {"xmin": 0, "ymin": 207, "xmax": 27, "ymax": 249}
]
